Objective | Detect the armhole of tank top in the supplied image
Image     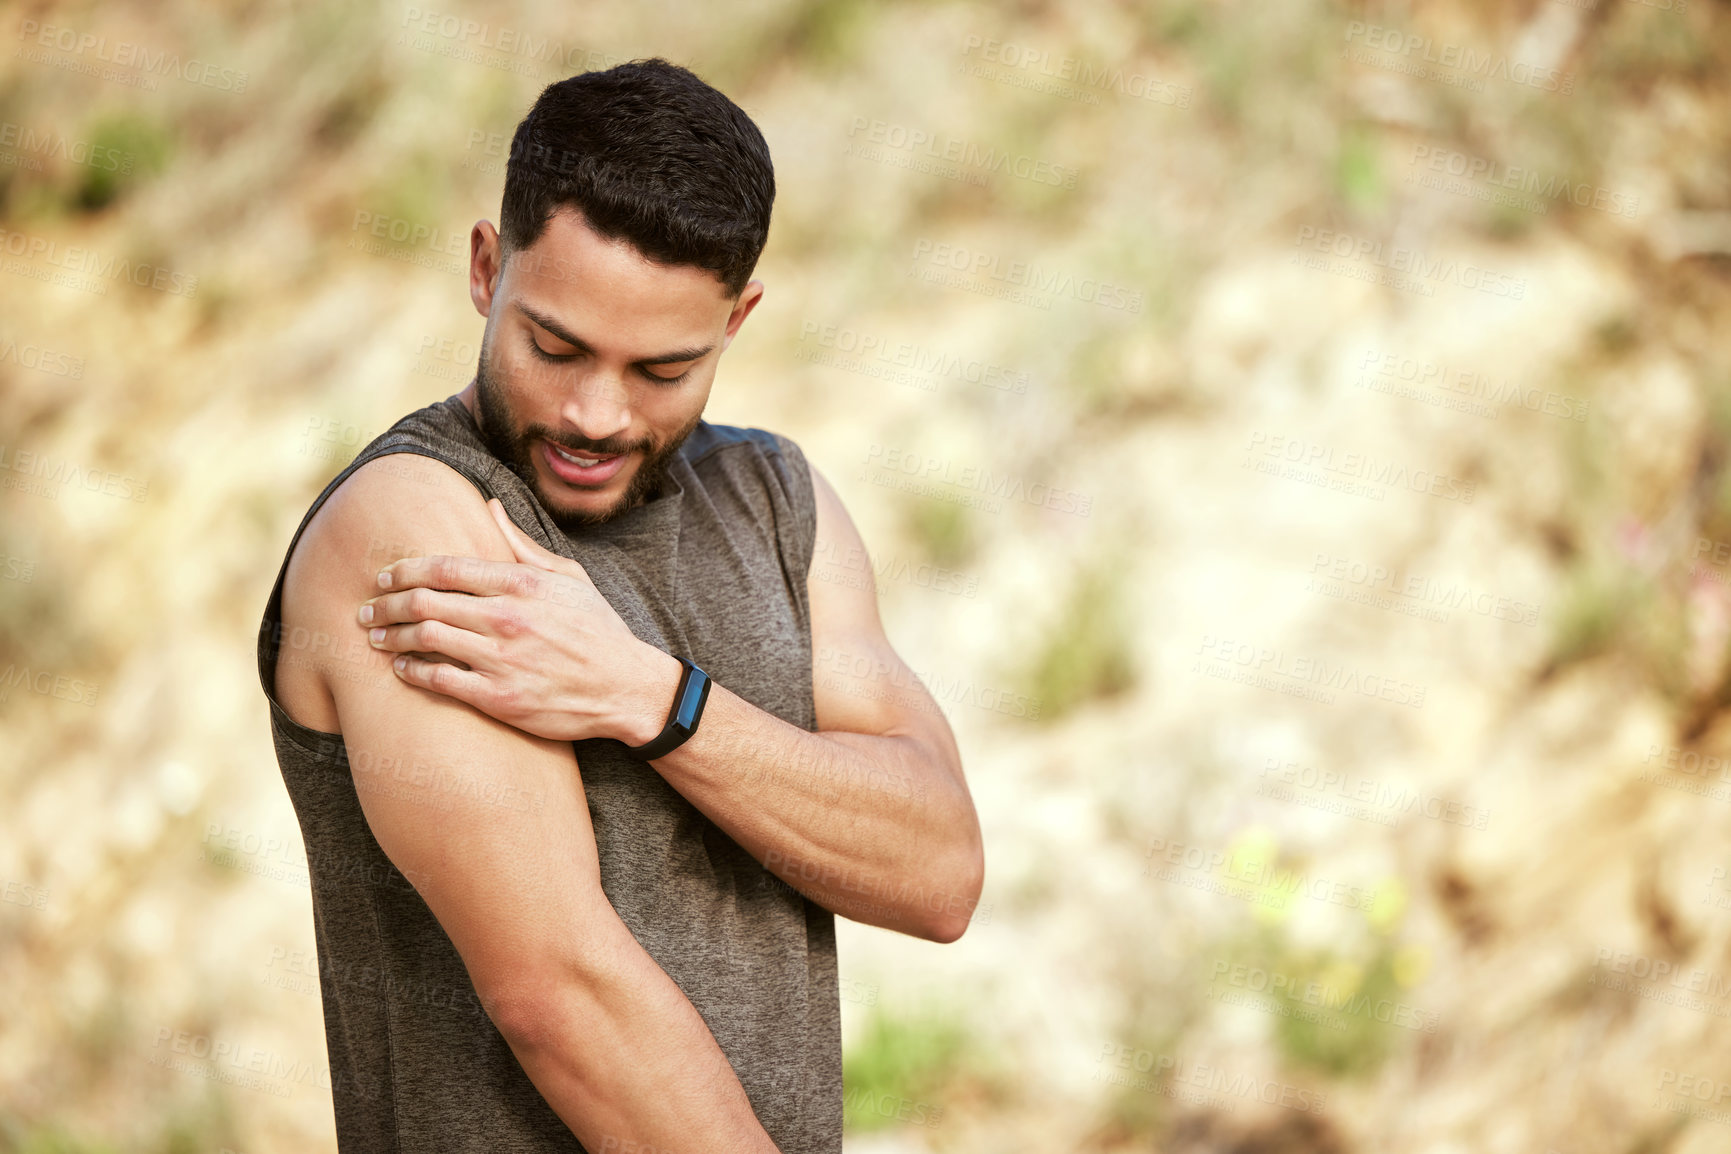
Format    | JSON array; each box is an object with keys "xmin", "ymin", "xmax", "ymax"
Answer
[
  {"xmin": 260, "ymin": 444, "xmax": 499, "ymax": 750},
  {"xmin": 689, "ymin": 430, "xmax": 818, "ymax": 584},
  {"xmin": 769, "ymin": 433, "xmax": 818, "ymax": 586},
  {"xmin": 743, "ymin": 431, "xmax": 822, "ymax": 735}
]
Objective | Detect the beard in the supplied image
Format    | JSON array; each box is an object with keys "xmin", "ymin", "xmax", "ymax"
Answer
[{"xmin": 473, "ymin": 335, "xmax": 701, "ymax": 532}]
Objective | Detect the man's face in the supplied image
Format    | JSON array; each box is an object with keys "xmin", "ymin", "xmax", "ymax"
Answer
[{"xmin": 466, "ymin": 208, "xmax": 762, "ymax": 531}]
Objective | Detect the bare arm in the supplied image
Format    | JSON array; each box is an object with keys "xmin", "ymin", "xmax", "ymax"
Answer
[
  {"xmin": 362, "ymin": 461, "xmax": 986, "ymax": 942},
  {"xmin": 635, "ymin": 461, "xmax": 985, "ymax": 941},
  {"xmin": 281, "ymin": 453, "xmax": 778, "ymax": 1151}
]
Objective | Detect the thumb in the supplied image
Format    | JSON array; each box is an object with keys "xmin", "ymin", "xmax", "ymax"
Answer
[{"xmin": 488, "ymin": 498, "xmax": 581, "ymax": 577}]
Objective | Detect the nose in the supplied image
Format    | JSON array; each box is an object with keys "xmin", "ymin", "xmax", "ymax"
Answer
[{"xmin": 559, "ymin": 369, "xmax": 633, "ymax": 446}]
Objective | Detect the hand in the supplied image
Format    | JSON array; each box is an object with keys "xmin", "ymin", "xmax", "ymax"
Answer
[{"xmin": 358, "ymin": 498, "xmax": 682, "ymax": 744}]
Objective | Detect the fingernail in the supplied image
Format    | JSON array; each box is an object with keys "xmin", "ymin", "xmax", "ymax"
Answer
[
  {"xmin": 394, "ymin": 656, "xmax": 407, "ymax": 672},
  {"xmin": 358, "ymin": 604, "xmax": 374, "ymax": 624},
  {"xmin": 377, "ymin": 571, "xmax": 392, "ymax": 589},
  {"xmin": 369, "ymin": 628, "xmax": 385, "ymax": 645}
]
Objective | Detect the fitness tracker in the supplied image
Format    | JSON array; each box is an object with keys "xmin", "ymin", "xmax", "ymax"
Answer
[{"xmin": 626, "ymin": 656, "xmax": 711, "ymax": 761}]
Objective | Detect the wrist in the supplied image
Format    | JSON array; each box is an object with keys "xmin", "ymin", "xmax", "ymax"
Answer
[{"xmin": 616, "ymin": 643, "xmax": 684, "ymax": 748}]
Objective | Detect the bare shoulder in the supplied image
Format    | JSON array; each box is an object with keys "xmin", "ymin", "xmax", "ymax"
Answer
[
  {"xmin": 271, "ymin": 455, "xmax": 607, "ymax": 1011},
  {"xmin": 294, "ymin": 452, "xmax": 505, "ymax": 589},
  {"xmin": 274, "ymin": 453, "xmax": 511, "ymax": 731}
]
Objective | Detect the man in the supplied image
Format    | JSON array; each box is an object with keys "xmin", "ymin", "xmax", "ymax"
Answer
[{"xmin": 256, "ymin": 59, "xmax": 985, "ymax": 1153}]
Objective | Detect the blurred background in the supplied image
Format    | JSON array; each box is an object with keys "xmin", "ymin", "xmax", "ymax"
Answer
[{"xmin": 1, "ymin": 0, "xmax": 1728, "ymax": 1150}]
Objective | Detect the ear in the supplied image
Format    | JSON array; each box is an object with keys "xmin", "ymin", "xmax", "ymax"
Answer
[
  {"xmin": 720, "ymin": 279, "xmax": 765, "ymax": 352},
  {"xmin": 470, "ymin": 220, "xmax": 504, "ymax": 319}
]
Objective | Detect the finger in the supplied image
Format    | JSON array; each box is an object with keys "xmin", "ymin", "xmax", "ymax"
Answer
[
  {"xmin": 367, "ymin": 619, "xmax": 494, "ymax": 670},
  {"xmin": 488, "ymin": 499, "xmax": 549, "ymax": 567},
  {"xmin": 391, "ymin": 653, "xmax": 492, "ymax": 708},
  {"xmin": 488, "ymin": 499, "xmax": 588, "ymax": 579},
  {"xmin": 362, "ymin": 586, "xmax": 499, "ymax": 633},
  {"xmin": 379, "ymin": 553, "xmax": 519, "ymax": 596}
]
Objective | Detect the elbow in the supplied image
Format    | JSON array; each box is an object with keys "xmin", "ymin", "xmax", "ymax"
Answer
[
  {"xmin": 919, "ymin": 831, "xmax": 985, "ymax": 945},
  {"xmin": 480, "ymin": 943, "xmax": 625, "ymax": 1058},
  {"xmin": 478, "ymin": 893, "xmax": 632, "ymax": 1053},
  {"xmin": 483, "ymin": 969, "xmax": 577, "ymax": 1056},
  {"xmin": 923, "ymin": 914, "xmax": 971, "ymax": 946}
]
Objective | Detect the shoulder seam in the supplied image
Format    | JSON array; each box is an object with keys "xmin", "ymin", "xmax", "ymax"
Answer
[{"xmin": 685, "ymin": 427, "xmax": 794, "ymax": 471}]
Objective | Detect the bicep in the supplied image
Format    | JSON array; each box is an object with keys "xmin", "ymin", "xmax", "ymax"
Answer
[
  {"xmin": 336, "ymin": 676, "xmax": 609, "ymax": 1003},
  {"xmin": 805, "ymin": 460, "xmax": 946, "ymax": 741},
  {"xmin": 296, "ymin": 456, "xmax": 611, "ymax": 1002}
]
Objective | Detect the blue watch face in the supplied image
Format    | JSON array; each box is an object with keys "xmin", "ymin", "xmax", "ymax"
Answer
[
  {"xmin": 631, "ymin": 660, "xmax": 709, "ymax": 758},
  {"xmin": 674, "ymin": 664, "xmax": 711, "ymax": 732}
]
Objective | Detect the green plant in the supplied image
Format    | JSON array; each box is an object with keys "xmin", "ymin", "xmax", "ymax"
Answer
[
  {"xmin": 1020, "ymin": 558, "xmax": 1138, "ymax": 721},
  {"xmin": 898, "ymin": 492, "xmax": 976, "ymax": 569},
  {"xmin": 842, "ymin": 1006, "xmax": 976, "ymax": 1132},
  {"xmin": 75, "ymin": 114, "xmax": 172, "ymax": 212}
]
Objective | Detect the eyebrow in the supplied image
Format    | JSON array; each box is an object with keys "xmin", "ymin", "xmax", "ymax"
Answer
[{"xmin": 517, "ymin": 302, "xmax": 714, "ymax": 366}]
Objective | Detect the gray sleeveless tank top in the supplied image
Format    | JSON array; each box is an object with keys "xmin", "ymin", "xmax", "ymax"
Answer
[{"xmin": 255, "ymin": 394, "xmax": 842, "ymax": 1152}]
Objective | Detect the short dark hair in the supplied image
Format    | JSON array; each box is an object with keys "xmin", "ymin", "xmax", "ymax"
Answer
[{"xmin": 499, "ymin": 59, "xmax": 775, "ymax": 296}]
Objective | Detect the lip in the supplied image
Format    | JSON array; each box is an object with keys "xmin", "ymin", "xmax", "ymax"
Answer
[{"xmin": 542, "ymin": 439, "xmax": 630, "ymax": 487}]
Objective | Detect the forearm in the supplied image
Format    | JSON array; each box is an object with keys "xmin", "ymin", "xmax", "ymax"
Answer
[
  {"xmin": 493, "ymin": 912, "xmax": 779, "ymax": 1152},
  {"xmin": 641, "ymin": 678, "xmax": 985, "ymax": 940}
]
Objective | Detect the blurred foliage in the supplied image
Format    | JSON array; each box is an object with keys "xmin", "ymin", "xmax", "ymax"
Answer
[
  {"xmin": 841, "ymin": 1004, "xmax": 986, "ymax": 1132},
  {"xmin": 0, "ymin": 1093, "xmax": 236, "ymax": 1154},
  {"xmin": 74, "ymin": 114, "xmax": 172, "ymax": 213},
  {"xmin": 1019, "ymin": 553, "xmax": 1138, "ymax": 722},
  {"xmin": 1334, "ymin": 124, "xmax": 1383, "ymax": 216},
  {"xmin": 361, "ymin": 149, "xmax": 455, "ymax": 254},
  {"xmin": 768, "ymin": 0, "xmax": 880, "ymax": 71},
  {"xmin": 1213, "ymin": 926, "xmax": 1417, "ymax": 1081},
  {"xmin": 898, "ymin": 490, "xmax": 976, "ymax": 569},
  {"xmin": 0, "ymin": 111, "xmax": 170, "ymax": 221},
  {"xmin": 1597, "ymin": 1, "xmax": 1717, "ymax": 84},
  {"xmin": 1092, "ymin": 1022, "xmax": 1188, "ymax": 1144},
  {"xmin": 1546, "ymin": 562, "xmax": 1671, "ymax": 684},
  {"xmin": 1269, "ymin": 944, "xmax": 1407, "ymax": 1078}
]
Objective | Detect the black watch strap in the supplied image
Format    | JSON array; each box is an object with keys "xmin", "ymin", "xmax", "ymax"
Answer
[{"xmin": 626, "ymin": 656, "xmax": 711, "ymax": 761}]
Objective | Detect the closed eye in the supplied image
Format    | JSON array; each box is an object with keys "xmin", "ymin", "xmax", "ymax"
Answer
[
  {"xmin": 641, "ymin": 365, "xmax": 694, "ymax": 385},
  {"xmin": 527, "ymin": 332, "xmax": 580, "ymax": 363},
  {"xmin": 525, "ymin": 327, "xmax": 695, "ymax": 383}
]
